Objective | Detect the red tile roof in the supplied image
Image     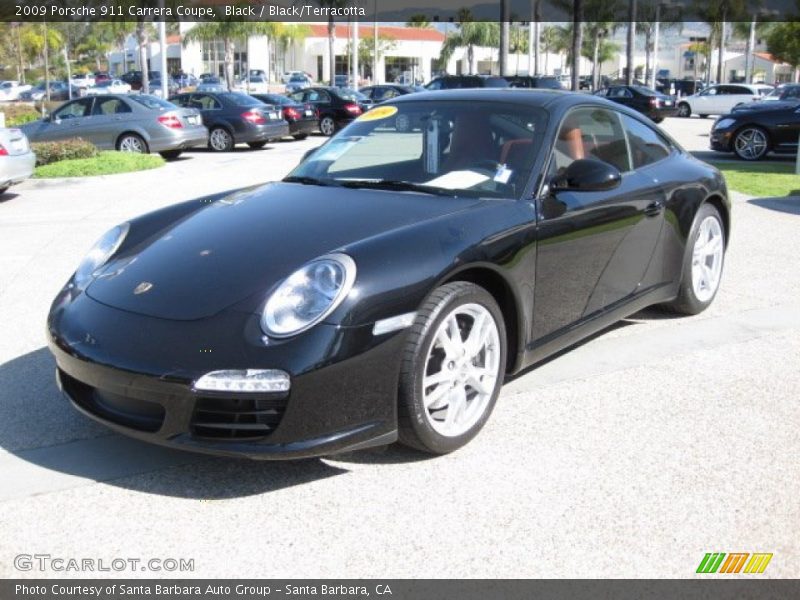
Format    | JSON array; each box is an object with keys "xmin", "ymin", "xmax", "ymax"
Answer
[
  {"xmin": 307, "ymin": 24, "xmax": 444, "ymax": 42},
  {"xmin": 753, "ymin": 52, "xmax": 788, "ymax": 64}
]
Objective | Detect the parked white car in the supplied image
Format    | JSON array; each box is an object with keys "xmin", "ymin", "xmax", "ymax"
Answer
[
  {"xmin": 281, "ymin": 71, "xmax": 305, "ymax": 83},
  {"xmin": 0, "ymin": 128, "xmax": 36, "ymax": 195},
  {"xmin": 84, "ymin": 79, "xmax": 132, "ymax": 95},
  {"xmin": 238, "ymin": 76, "xmax": 270, "ymax": 94},
  {"xmin": 676, "ymin": 83, "xmax": 773, "ymax": 117},
  {"xmin": 70, "ymin": 73, "xmax": 96, "ymax": 88},
  {"xmin": 0, "ymin": 81, "xmax": 32, "ymax": 102}
]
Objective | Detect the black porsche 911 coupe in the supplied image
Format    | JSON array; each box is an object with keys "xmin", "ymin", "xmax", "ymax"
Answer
[{"xmin": 47, "ymin": 90, "xmax": 730, "ymax": 459}]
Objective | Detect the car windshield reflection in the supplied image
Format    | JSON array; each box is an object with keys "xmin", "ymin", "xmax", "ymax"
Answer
[{"xmin": 286, "ymin": 101, "xmax": 547, "ymax": 199}]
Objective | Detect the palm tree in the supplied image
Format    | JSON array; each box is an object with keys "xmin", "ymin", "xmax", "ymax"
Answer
[
  {"xmin": 183, "ymin": 22, "xmax": 270, "ymax": 90},
  {"xmin": 625, "ymin": 0, "xmax": 636, "ymax": 85},
  {"xmin": 541, "ymin": 25, "xmax": 562, "ymax": 74},
  {"xmin": 585, "ymin": 22, "xmax": 618, "ymax": 89},
  {"xmin": 276, "ymin": 24, "xmax": 311, "ymax": 80},
  {"xmin": 440, "ymin": 22, "xmax": 499, "ymax": 75},
  {"xmin": 406, "ymin": 14, "xmax": 432, "ymax": 28}
]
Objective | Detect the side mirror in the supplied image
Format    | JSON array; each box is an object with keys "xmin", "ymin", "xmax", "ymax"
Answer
[{"xmin": 550, "ymin": 158, "xmax": 621, "ymax": 193}]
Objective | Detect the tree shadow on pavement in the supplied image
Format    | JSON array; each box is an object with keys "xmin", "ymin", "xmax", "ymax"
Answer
[
  {"xmin": 748, "ymin": 196, "xmax": 800, "ymax": 215},
  {"xmin": 0, "ymin": 348, "xmax": 347, "ymax": 499}
]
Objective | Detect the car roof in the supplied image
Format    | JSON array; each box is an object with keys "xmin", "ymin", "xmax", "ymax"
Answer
[{"xmin": 390, "ymin": 88, "xmax": 600, "ymax": 108}]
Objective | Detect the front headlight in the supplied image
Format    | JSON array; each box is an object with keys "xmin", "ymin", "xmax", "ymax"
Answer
[
  {"xmin": 713, "ymin": 117, "xmax": 736, "ymax": 130},
  {"xmin": 261, "ymin": 253, "xmax": 357, "ymax": 338},
  {"xmin": 73, "ymin": 223, "xmax": 129, "ymax": 288}
]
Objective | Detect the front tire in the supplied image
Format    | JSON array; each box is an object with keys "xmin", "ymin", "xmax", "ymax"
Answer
[
  {"xmin": 733, "ymin": 126, "xmax": 769, "ymax": 161},
  {"xmin": 319, "ymin": 116, "xmax": 336, "ymax": 136},
  {"xmin": 208, "ymin": 127, "xmax": 234, "ymax": 152},
  {"xmin": 677, "ymin": 103, "xmax": 691, "ymax": 118},
  {"xmin": 398, "ymin": 282, "xmax": 507, "ymax": 455},
  {"xmin": 116, "ymin": 133, "xmax": 147, "ymax": 153},
  {"xmin": 661, "ymin": 203, "xmax": 725, "ymax": 315},
  {"xmin": 293, "ymin": 133, "xmax": 309, "ymax": 140},
  {"xmin": 159, "ymin": 150, "xmax": 182, "ymax": 160}
]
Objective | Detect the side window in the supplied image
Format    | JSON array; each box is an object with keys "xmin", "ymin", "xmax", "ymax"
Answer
[
  {"xmin": 317, "ymin": 90, "xmax": 331, "ymax": 102},
  {"xmin": 171, "ymin": 95, "xmax": 189, "ymax": 107},
  {"xmin": 305, "ymin": 90, "xmax": 320, "ymax": 101},
  {"xmin": 94, "ymin": 97, "xmax": 131, "ymax": 115},
  {"xmin": 702, "ymin": 87, "xmax": 717, "ymax": 96},
  {"xmin": 727, "ymin": 86, "xmax": 749, "ymax": 95},
  {"xmin": 193, "ymin": 94, "xmax": 220, "ymax": 110},
  {"xmin": 383, "ymin": 89, "xmax": 399, "ymax": 100},
  {"xmin": 551, "ymin": 107, "xmax": 630, "ymax": 174},
  {"xmin": 54, "ymin": 99, "xmax": 92, "ymax": 119},
  {"xmin": 621, "ymin": 114, "xmax": 672, "ymax": 168},
  {"xmin": 426, "ymin": 79, "xmax": 442, "ymax": 90}
]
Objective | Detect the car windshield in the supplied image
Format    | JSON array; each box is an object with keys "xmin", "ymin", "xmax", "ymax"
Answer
[
  {"xmin": 95, "ymin": 81, "xmax": 112, "ymax": 87},
  {"xmin": 286, "ymin": 100, "xmax": 547, "ymax": 199},
  {"xmin": 290, "ymin": 75, "xmax": 307, "ymax": 82},
  {"xmin": 129, "ymin": 95, "xmax": 175, "ymax": 110},
  {"xmin": 203, "ymin": 77, "xmax": 221, "ymax": 84}
]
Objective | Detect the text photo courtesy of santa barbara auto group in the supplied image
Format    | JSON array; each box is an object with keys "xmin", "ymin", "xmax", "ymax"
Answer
[{"xmin": 1, "ymin": 0, "xmax": 799, "ymax": 598}]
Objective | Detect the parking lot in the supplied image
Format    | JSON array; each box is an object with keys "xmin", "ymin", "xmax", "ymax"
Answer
[{"xmin": 1, "ymin": 117, "xmax": 798, "ymax": 578}]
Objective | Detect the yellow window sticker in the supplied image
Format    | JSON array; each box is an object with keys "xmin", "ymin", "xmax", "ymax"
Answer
[{"xmin": 357, "ymin": 105, "xmax": 399, "ymax": 122}]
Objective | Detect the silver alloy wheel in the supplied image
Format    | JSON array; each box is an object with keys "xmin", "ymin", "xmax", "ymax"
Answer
[
  {"xmin": 320, "ymin": 116, "xmax": 335, "ymax": 136},
  {"xmin": 209, "ymin": 128, "xmax": 232, "ymax": 151},
  {"xmin": 678, "ymin": 103, "xmax": 691, "ymax": 118},
  {"xmin": 691, "ymin": 215, "xmax": 724, "ymax": 303},
  {"xmin": 734, "ymin": 127, "xmax": 767, "ymax": 160},
  {"xmin": 118, "ymin": 135, "xmax": 144, "ymax": 153},
  {"xmin": 421, "ymin": 303, "xmax": 501, "ymax": 437}
]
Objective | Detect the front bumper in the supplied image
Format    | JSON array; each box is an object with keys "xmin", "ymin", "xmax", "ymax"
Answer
[
  {"xmin": 47, "ymin": 290, "xmax": 402, "ymax": 459},
  {"xmin": 710, "ymin": 129, "xmax": 734, "ymax": 152},
  {"xmin": 148, "ymin": 126, "xmax": 209, "ymax": 153},
  {"xmin": 0, "ymin": 150, "xmax": 36, "ymax": 187}
]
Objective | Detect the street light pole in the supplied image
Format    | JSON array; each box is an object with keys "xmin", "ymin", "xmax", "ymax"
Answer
[{"xmin": 651, "ymin": 4, "xmax": 660, "ymax": 89}]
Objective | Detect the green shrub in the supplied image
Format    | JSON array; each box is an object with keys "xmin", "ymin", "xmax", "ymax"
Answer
[
  {"xmin": 34, "ymin": 151, "xmax": 165, "ymax": 178},
  {"xmin": 30, "ymin": 138, "xmax": 98, "ymax": 167},
  {"xmin": 1, "ymin": 103, "xmax": 43, "ymax": 127}
]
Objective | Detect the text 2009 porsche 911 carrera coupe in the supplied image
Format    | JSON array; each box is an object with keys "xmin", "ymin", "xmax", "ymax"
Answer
[{"xmin": 47, "ymin": 89, "xmax": 730, "ymax": 459}]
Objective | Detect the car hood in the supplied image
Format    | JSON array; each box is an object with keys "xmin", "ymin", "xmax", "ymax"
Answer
[
  {"xmin": 86, "ymin": 182, "xmax": 481, "ymax": 320},
  {"xmin": 732, "ymin": 100, "xmax": 800, "ymax": 113}
]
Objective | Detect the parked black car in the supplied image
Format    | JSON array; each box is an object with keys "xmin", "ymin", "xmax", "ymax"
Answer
[
  {"xmin": 251, "ymin": 93, "xmax": 318, "ymax": 140},
  {"xmin": 425, "ymin": 75, "xmax": 510, "ymax": 90},
  {"xmin": 657, "ymin": 78, "xmax": 705, "ymax": 97},
  {"xmin": 48, "ymin": 90, "xmax": 729, "ymax": 459},
  {"xmin": 711, "ymin": 100, "xmax": 800, "ymax": 160},
  {"xmin": 120, "ymin": 70, "xmax": 160, "ymax": 91},
  {"xmin": 505, "ymin": 75, "xmax": 565, "ymax": 90},
  {"xmin": 594, "ymin": 85, "xmax": 678, "ymax": 122},
  {"xmin": 289, "ymin": 86, "xmax": 365, "ymax": 136},
  {"xmin": 169, "ymin": 91, "xmax": 289, "ymax": 151},
  {"xmin": 359, "ymin": 84, "xmax": 422, "ymax": 103}
]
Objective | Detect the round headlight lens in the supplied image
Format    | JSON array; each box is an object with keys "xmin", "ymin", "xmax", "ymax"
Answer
[
  {"xmin": 713, "ymin": 117, "xmax": 736, "ymax": 130},
  {"xmin": 73, "ymin": 223, "xmax": 129, "ymax": 288},
  {"xmin": 261, "ymin": 253, "xmax": 356, "ymax": 338}
]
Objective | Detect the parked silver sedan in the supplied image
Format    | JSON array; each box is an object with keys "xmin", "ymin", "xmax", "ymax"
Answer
[
  {"xmin": 20, "ymin": 94, "xmax": 208, "ymax": 159},
  {"xmin": 0, "ymin": 128, "xmax": 36, "ymax": 195}
]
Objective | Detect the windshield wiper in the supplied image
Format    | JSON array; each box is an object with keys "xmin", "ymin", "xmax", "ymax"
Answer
[
  {"xmin": 339, "ymin": 179, "xmax": 457, "ymax": 197},
  {"xmin": 283, "ymin": 175, "xmax": 338, "ymax": 187}
]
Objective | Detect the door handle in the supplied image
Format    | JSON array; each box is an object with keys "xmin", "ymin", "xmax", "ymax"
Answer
[{"xmin": 644, "ymin": 200, "xmax": 664, "ymax": 217}]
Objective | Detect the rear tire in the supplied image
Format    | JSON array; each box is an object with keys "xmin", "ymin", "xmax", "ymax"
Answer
[
  {"xmin": 292, "ymin": 133, "xmax": 309, "ymax": 140},
  {"xmin": 699, "ymin": 114, "xmax": 709, "ymax": 119},
  {"xmin": 320, "ymin": 116, "xmax": 336, "ymax": 136},
  {"xmin": 0, "ymin": 185, "xmax": 9, "ymax": 195},
  {"xmin": 397, "ymin": 282, "xmax": 507, "ymax": 455},
  {"xmin": 116, "ymin": 133, "xmax": 148, "ymax": 153},
  {"xmin": 661, "ymin": 203, "xmax": 725, "ymax": 315},
  {"xmin": 159, "ymin": 150, "xmax": 182, "ymax": 160},
  {"xmin": 247, "ymin": 141, "xmax": 267, "ymax": 149},
  {"xmin": 652, "ymin": 117, "xmax": 664, "ymax": 123},
  {"xmin": 208, "ymin": 127, "xmax": 234, "ymax": 152}
]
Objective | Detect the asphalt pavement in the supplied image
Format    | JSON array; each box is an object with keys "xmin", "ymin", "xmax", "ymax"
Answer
[{"xmin": 0, "ymin": 119, "xmax": 798, "ymax": 578}]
